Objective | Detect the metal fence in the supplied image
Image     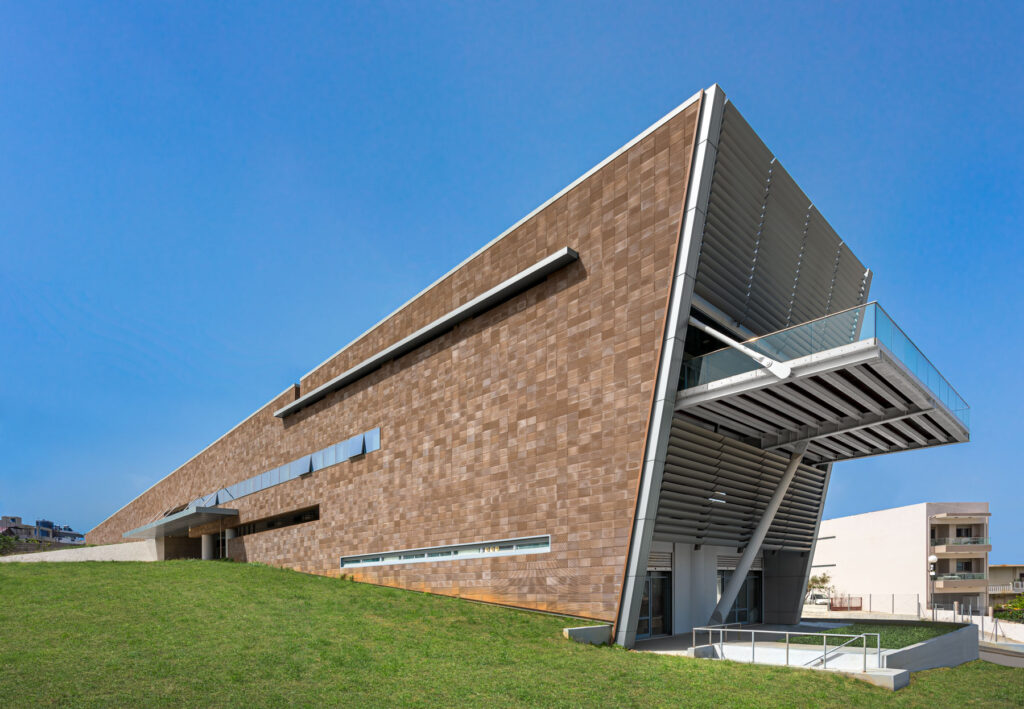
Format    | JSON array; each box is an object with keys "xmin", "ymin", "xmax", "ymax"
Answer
[{"xmin": 805, "ymin": 593, "xmax": 922, "ymax": 616}]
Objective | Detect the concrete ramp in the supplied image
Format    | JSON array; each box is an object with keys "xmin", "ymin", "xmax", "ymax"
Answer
[{"xmin": 0, "ymin": 540, "xmax": 158, "ymax": 563}]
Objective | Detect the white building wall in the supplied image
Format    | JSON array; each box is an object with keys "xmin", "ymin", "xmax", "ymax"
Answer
[
  {"xmin": 811, "ymin": 503, "xmax": 928, "ymax": 599},
  {"xmin": 990, "ymin": 565, "xmax": 1024, "ymax": 585},
  {"xmin": 811, "ymin": 501, "xmax": 991, "ymax": 608}
]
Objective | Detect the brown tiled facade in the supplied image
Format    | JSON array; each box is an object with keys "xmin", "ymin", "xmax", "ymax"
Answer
[{"xmin": 88, "ymin": 96, "xmax": 702, "ymax": 622}]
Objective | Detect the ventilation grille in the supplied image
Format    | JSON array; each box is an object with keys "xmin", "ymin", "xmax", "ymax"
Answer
[
  {"xmin": 648, "ymin": 551, "xmax": 673, "ymax": 570},
  {"xmin": 695, "ymin": 103, "xmax": 871, "ymax": 335},
  {"xmin": 717, "ymin": 554, "xmax": 764, "ymax": 571}
]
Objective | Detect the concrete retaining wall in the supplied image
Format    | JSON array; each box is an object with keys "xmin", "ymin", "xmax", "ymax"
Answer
[
  {"xmin": 884, "ymin": 624, "xmax": 978, "ymax": 672},
  {"xmin": 563, "ymin": 625, "xmax": 612, "ymax": 645},
  {"xmin": 0, "ymin": 540, "xmax": 158, "ymax": 563}
]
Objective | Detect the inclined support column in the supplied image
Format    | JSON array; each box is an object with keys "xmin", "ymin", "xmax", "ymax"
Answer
[{"xmin": 708, "ymin": 442, "xmax": 808, "ymax": 625}]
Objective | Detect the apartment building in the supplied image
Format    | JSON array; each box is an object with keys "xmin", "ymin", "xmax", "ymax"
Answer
[
  {"xmin": 812, "ymin": 503, "xmax": 991, "ymax": 611},
  {"xmin": 0, "ymin": 516, "xmax": 85, "ymax": 544},
  {"xmin": 88, "ymin": 84, "xmax": 970, "ymax": 647},
  {"xmin": 990, "ymin": 564, "xmax": 1024, "ymax": 607}
]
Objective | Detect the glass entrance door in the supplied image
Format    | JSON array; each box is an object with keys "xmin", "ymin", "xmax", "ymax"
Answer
[
  {"xmin": 716, "ymin": 570, "xmax": 763, "ymax": 624},
  {"xmin": 636, "ymin": 571, "xmax": 672, "ymax": 639}
]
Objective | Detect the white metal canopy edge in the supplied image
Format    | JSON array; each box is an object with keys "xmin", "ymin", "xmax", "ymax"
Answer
[{"xmin": 123, "ymin": 507, "xmax": 239, "ymax": 540}]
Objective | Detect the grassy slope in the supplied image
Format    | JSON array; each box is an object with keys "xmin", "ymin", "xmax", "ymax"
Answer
[
  {"xmin": 0, "ymin": 562, "xmax": 1020, "ymax": 708},
  {"xmin": 788, "ymin": 622, "xmax": 961, "ymax": 649}
]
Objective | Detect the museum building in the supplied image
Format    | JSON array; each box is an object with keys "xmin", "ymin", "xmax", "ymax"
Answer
[{"xmin": 88, "ymin": 85, "xmax": 969, "ymax": 647}]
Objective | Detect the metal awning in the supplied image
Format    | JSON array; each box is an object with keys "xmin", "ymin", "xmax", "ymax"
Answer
[
  {"xmin": 123, "ymin": 507, "xmax": 238, "ymax": 539},
  {"xmin": 677, "ymin": 303, "xmax": 969, "ymax": 464}
]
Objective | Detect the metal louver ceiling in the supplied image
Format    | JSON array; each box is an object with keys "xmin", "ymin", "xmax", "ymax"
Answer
[
  {"xmin": 654, "ymin": 417, "xmax": 828, "ymax": 552},
  {"xmin": 695, "ymin": 103, "xmax": 872, "ymax": 335}
]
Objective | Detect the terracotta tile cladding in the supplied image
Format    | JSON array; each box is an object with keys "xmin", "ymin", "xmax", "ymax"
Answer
[{"xmin": 88, "ymin": 98, "xmax": 702, "ymax": 622}]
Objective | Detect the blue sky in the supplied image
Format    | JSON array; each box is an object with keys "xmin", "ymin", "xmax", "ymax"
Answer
[{"xmin": 1, "ymin": 2, "xmax": 1021, "ymax": 562}]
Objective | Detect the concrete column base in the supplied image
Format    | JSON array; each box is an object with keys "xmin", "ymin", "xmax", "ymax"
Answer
[{"xmin": 201, "ymin": 533, "xmax": 215, "ymax": 560}]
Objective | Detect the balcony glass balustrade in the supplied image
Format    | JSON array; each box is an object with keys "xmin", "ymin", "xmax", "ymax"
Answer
[
  {"xmin": 680, "ymin": 303, "xmax": 969, "ymax": 428},
  {"xmin": 930, "ymin": 537, "xmax": 990, "ymax": 546},
  {"xmin": 935, "ymin": 573, "xmax": 986, "ymax": 581}
]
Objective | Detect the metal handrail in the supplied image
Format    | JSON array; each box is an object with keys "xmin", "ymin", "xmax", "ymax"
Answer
[
  {"xmin": 691, "ymin": 625, "xmax": 882, "ymax": 672},
  {"xmin": 803, "ymin": 632, "xmax": 871, "ymax": 669},
  {"xmin": 930, "ymin": 537, "xmax": 990, "ymax": 546}
]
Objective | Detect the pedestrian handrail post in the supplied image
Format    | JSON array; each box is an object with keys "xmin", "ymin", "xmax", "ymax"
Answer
[{"xmin": 689, "ymin": 626, "xmax": 882, "ymax": 671}]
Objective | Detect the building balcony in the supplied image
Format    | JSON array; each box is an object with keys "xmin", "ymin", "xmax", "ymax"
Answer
[
  {"xmin": 989, "ymin": 582, "xmax": 1024, "ymax": 596},
  {"xmin": 677, "ymin": 303, "xmax": 969, "ymax": 464},
  {"xmin": 934, "ymin": 574, "xmax": 987, "ymax": 591},
  {"xmin": 931, "ymin": 537, "xmax": 992, "ymax": 553}
]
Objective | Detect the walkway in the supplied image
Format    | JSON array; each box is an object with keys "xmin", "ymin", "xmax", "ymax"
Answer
[{"xmin": 637, "ymin": 621, "xmax": 892, "ymax": 671}]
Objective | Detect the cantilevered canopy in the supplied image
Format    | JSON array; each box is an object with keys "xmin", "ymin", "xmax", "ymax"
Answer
[
  {"xmin": 123, "ymin": 506, "xmax": 238, "ymax": 539},
  {"xmin": 677, "ymin": 303, "xmax": 969, "ymax": 465}
]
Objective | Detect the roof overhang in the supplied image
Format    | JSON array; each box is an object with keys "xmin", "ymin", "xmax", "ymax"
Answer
[
  {"xmin": 677, "ymin": 338, "xmax": 969, "ymax": 465},
  {"xmin": 930, "ymin": 512, "xmax": 990, "ymax": 521},
  {"xmin": 123, "ymin": 507, "xmax": 238, "ymax": 539}
]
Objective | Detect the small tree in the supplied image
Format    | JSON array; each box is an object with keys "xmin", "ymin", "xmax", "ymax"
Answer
[
  {"xmin": 807, "ymin": 572, "xmax": 833, "ymax": 597},
  {"xmin": 995, "ymin": 593, "xmax": 1024, "ymax": 623}
]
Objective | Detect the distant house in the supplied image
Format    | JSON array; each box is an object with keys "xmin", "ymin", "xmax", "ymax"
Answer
[
  {"xmin": 989, "ymin": 564, "xmax": 1024, "ymax": 607},
  {"xmin": 0, "ymin": 515, "xmax": 85, "ymax": 544},
  {"xmin": 811, "ymin": 502, "xmax": 991, "ymax": 612}
]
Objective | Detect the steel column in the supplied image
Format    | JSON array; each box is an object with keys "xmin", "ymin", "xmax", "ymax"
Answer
[{"xmin": 708, "ymin": 442, "xmax": 808, "ymax": 624}]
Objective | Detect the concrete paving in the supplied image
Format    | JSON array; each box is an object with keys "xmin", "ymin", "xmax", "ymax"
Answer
[
  {"xmin": 709, "ymin": 640, "xmax": 884, "ymax": 670},
  {"xmin": 0, "ymin": 540, "xmax": 158, "ymax": 562},
  {"xmin": 637, "ymin": 622, "xmax": 892, "ymax": 671}
]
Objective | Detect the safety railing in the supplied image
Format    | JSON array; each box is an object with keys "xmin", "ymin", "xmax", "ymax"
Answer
[
  {"xmin": 691, "ymin": 624, "xmax": 881, "ymax": 672},
  {"xmin": 931, "ymin": 537, "xmax": 990, "ymax": 546},
  {"xmin": 679, "ymin": 302, "xmax": 970, "ymax": 428},
  {"xmin": 935, "ymin": 573, "xmax": 986, "ymax": 581}
]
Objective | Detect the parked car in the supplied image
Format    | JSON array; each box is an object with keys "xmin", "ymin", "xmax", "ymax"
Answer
[{"xmin": 806, "ymin": 592, "xmax": 831, "ymax": 606}]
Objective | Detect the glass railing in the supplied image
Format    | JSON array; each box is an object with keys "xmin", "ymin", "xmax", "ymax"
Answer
[
  {"xmin": 930, "ymin": 537, "xmax": 990, "ymax": 546},
  {"xmin": 680, "ymin": 303, "xmax": 969, "ymax": 429},
  {"xmin": 935, "ymin": 573, "xmax": 986, "ymax": 581}
]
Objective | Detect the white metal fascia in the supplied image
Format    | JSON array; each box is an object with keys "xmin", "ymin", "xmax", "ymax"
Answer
[
  {"xmin": 614, "ymin": 84, "xmax": 726, "ymax": 648},
  {"xmin": 675, "ymin": 339, "xmax": 881, "ymax": 409},
  {"xmin": 872, "ymin": 341, "xmax": 969, "ymax": 441},
  {"xmin": 275, "ymin": 247, "xmax": 579, "ymax": 418}
]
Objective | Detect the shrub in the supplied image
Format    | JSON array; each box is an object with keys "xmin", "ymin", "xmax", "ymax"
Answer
[
  {"xmin": 0, "ymin": 535, "xmax": 15, "ymax": 555},
  {"xmin": 995, "ymin": 593, "xmax": 1024, "ymax": 622}
]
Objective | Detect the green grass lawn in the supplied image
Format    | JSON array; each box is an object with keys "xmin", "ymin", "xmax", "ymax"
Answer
[
  {"xmin": 0, "ymin": 562, "xmax": 1020, "ymax": 708},
  {"xmin": 787, "ymin": 622, "xmax": 961, "ymax": 649}
]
